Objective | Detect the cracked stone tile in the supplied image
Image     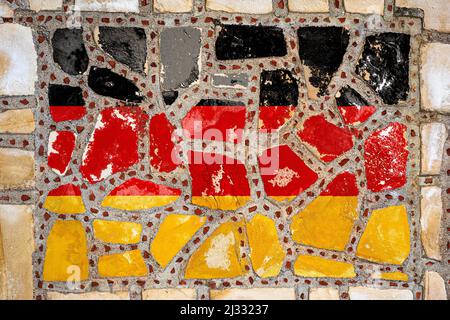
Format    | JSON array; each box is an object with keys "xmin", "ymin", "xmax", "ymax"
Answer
[
  {"xmin": 47, "ymin": 131, "xmax": 76, "ymax": 176},
  {"xmin": 211, "ymin": 288, "xmax": 296, "ymax": 300},
  {"xmin": 52, "ymin": 28, "xmax": 89, "ymax": 76},
  {"xmin": 43, "ymin": 184, "xmax": 86, "ymax": 215},
  {"xmin": 206, "ymin": 0, "xmax": 273, "ymax": 14},
  {"xmin": 154, "ymin": 0, "xmax": 193, "ymax": 13},
  {"xmin": 420, "ymin": 186, "xmax": 443, "ymax": 261},
  {"xmin": 421, "ymin": 123, "xmax": 447, "ymax": 175},
  {"xmin": 75, "ymin": 0, "xmax": 139, "ymax": 12},
  {"xmin": 143, "ymin": 289, "xmax": 197, "ymax": 300},
  {"xmin": 93, "ymin": 220, "xmax": 143, "ymax": 244},
  {"xmin": 344, "ymin": 0, "xmax": 385, "ymax": 15},
  {"xmin": 98, "ymin": 250, "xmax": 148, "ymax": 278},
  {"xmin": 48, "ymin": 84, "xmax": 86, "ymax": 122},
  {"xmin": 288, "ymin": 0, "xmax": 329, "ymax": 12},
  {"xmin": 348, "ymin": 287, "xmax": 413, "ymax": 300},
  {"xmin": 0, "ymin": 24, "xmax": 37, "ymax": 96},
  {"xmin": 0, "ymin": 109, "xmax": 35, "ymax": 134},
  {"xmin": 0, "ymin": 148, "xmax": 34, "ymax": 190},
  {"xmin": 336, "ymin": 86, "xmax": 376, "ymax": 126},
  {"xmin": 294, "ymin": 255, "xmax": 356, "ymax": 278}
]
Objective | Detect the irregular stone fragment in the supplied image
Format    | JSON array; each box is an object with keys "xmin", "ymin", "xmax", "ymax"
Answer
[
  {"xmin": 151, "ymin": 214, "xmax": 206, "ymax": 268},
  {"xmin": 294, "ymin": 255, "xmax": 356, "ymax": 278},
  {"xmin": 143, "ymin": 289, "xmax": 197, "ymax": 300},
  {"xmin": 0, "ymin": 109, "xmax": 35, "ymax": 134},
  {"xmin": 211, "ymin": 288, "xmax": 296, "ymax": 300},
  {"xmin": 0, "ymin": 2, "xmax": 14, "ymax": 17},
  {"xmin": 48, "ymin": 84, "xmax": 86, "ymax": 122},
  {"xmin": 0, "ymin": 205, "xmax": 34, "ymax": 300},
  {"xmin": 52, "ymin": 28, "xmax": 89, "ymax": 76},
  {"xmin": 88, "ymin": 67, "xmax": 143, "ymax": 103},
  {"xmin": 43, "ymin": 220, "xmax": 89, "ymax": 282},
  {"xmin": 182, "ymin": 100, "xmax": 246, "ymax": 143},
  {"xmin": 421, "ymin": 123, "xmax": 447, "ymax": 175},
  {"xmin": 154, "ymin": 0, "xmax": 193, "ymax": 12},
  {"xmin": 297, "ymin": 27, "xmax": 349, "ymax": 98},
  {"xmin": 246, "ymin": 214, "xmax": 285, "ymax": 278},
  {"xmin": 0, "ymin": 148, "xmax": 34, "ymax": 190},
  {"xmin": 216, "ymin": 25, "xmax": 287, "ymax": 60},
  {"xmin": 75, "ymin": 0, "xmax": 139, "ymax": 12},
  {"xmin": 336, "ymin": 86, "xmax": 376, "ymax": 125},
  {"xmin": 309, "ymin": 288, "xmax": 340, "ymax": 300},
  {"xmin": 424, "ymin": 271, "xmax": 447, "ymax": 300},
  {"xmin": 288, "ymin": 0, "xmax": 329, "ymax": 12},
  {"xmin": 372, "ymin": 271, "xmax": 408, "ymax": 282},
  {"xmin": 162, "ymin": 91, "xmax": 178, "ymax": 105},
  {"xmin": 80, "ymin": 108, "xmax": 147, "ymax": 184},
  {"xmin": 98, "ymin": 250, "xmax": 147, "ymax": 277},
  {"xmin": 93, "ymin": 220, "xmax": 142, "ymax": 244},
  {"xmin": 259, "ymin": 106, "xmax": 295, "ymax": 131},
  {"xmin": 344, "ymin": 0, "xmax": 384, "ymax": 15},
  {"xmin": 348, "ymin": 287, "xmax": 413, "ymax": 300},
  {"xmin": 356, "ymin": 33, "xmax": 410, "ymax": 105},
  {"xmin": 291, "ymin": 172, "xmax": 358, "ymax": 251},
  {"xmin": 356, "ymin": 206, "xmax": 410, "ymax": 265},
  {"xmin": 48, "ymin": 131, "xmax": 76, "ymax": 176},
  {"xmin": 297, "ymin": 114, "xmax": 354, "ymax": 162},
  {"xmin": 396, "ymin": 0, "xmax": 450, "ymax": 33},
  {"xmin": 47, "ymin": 291, "xmax": 129, "ymax": 300},
  {"xmin": 185, "ymin": 221, "xmax": 248, "ymax": 279},
  {"xmin": 364, "ymin": 122, "xmax": 408, "ymax": 192},
  {"xmin": 0, "ymin": 24, "xmax": 37, "ymax": 96},
  {"xmin": 102, "ymin": 178, "xmax": 181, "ymax": 211},
  {"xmin": 160, "ymin": 27, "xmax": 201, "ymax": 90},
  {"xmin": 97, "ymin": 27, "xmax": 147, "ymax": 73},
  {"xmin": 150, "ymin": 113, "xmax": 181, "ymax": 173},
  {"xmin": 206, "ymin": 0, "xmax": 272, "ymax": 14},
  {"xmin": 29, "ymin": 0, "xmax": 62, "ymax": 11},
  {"xmin": 420, "ymin": 187, "xmax": 443, "ymax": 260},
  {"xmin": 189, "ymin": 152, "xmax": 251, "ymax": 210},
  {"xmin": 212, "ymin": 73, "xmax": 249, "ymax": 89},
  {"xmin": 258, "ymin": 145, "xmax": 318, "ymax": 202},
  {"xmin": 420, "ymin": 43, "xmax": 450, "ymax": 113},
  {"xmin": 44, "ymin": 184, "xmax": 85, "ymax": 215}
]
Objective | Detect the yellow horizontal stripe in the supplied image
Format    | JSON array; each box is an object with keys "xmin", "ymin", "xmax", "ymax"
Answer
[
  {"xmin": 44, "ymin": 196, "xmax": 85, "ymax": 214},
  {"xmin": 93, "ymin": 220, "xmax": 142, "ymax": 244},
  {"xmin": 270, "ymin": 196, "xmax": 297, "ymax": 202},
  {"xmin": 101, "ymin": 195, "xmax": 180, "ymax": 211},
  {"xmin": 372, "ymin": 271, "xmax": 409, "ymax": 282},
  {"xmin": 192, "ymin": 196, "xmax": 251, "ymax": 211},
  {"xmin": 294, "ymin": 255, "xmax": 356, "ymax": 278}
]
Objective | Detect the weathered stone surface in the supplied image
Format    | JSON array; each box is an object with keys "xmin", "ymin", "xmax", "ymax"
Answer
[
  {"xmin": 260, "ymin": 69, "xmax": 298, "ymax": 107},
  {"xmin": 0, "ymin": 109, "xmax": 35, "ymax": 134},
  {"xmin": 344, "ymin": 0, "xmax": 384, "ymax": 15},
  {"xmin": 349, "ymin": 287, "xmax": 413, "ymax": 300},
  {"xmin": 211, "ymin": 288, "xmax": 296, "ymax": 300},
  {"xmin": 98, "ymin": 250, "xmax": 147, "ymax": 277},
  {"xmin": 93, "ymin": 220, "xmax": 142, "ymax": 244},
  {"xmin": 154, "ymin": 0, "xmax": 193, "ymax": 13},
  {"xmin": 212, "ymin": 73, "xmax": 249, "ymax": 89},
  {"xmin": 309, "ymin": 287, "xmax": 340, "ymax": 300},
  {"xmin": 48, "ymin": 131, "xmax": 76, "ymax": 176},
  {"xmin": 0, "ymin": 148, "xmax": 34, "ymax": 190},
  {"xmin": 420, "ymin": 187, "xmax": 443, "ymax": 261},
  {"xmin": 0, "ymin": 205, "xmax": 34, "ymax": 300},
  {"xmin": 294, "ymin": 255, "xmax": 356, "ymax": 278},
  {"xmin": 150, "ymin": 113, "xmax": 180, "ymax": 173},
  {"xmin": 75, "ymin": 0, "xmax": 139, "ymax": 12},
  {"xmin": 288, "ymin": 0, "xmax": 329, "ymax": 12},
  {"xmin": 143, "ymin": 289, "xmax": 197, "ymax": 300},
  {"xmin": 421, "ymin": 123, "xmax": 447, "ymax": 175},
  {"xmin": 396, "ymin": 0, "xmax": 450, "ymax": 32},
  {"xmin": 336, "ymin": 87, "xmax": 376, "ymax": 126},
  {"xmin": 52, "ymin": 28, "xmax": 89, "ymax": 76},
  {"xmin": 29, "ymin": 0, "xmax": 62, "ymax": 11},
  {"xmin": 424, "ymin": 271, "xmax": 447, "ymax": 300},
  {"xmin": 206, "ymin": 0, "xmax": 272, "ymax": 14},
  {"xmin": 160, "ymin": 27, "xmax": 201, "ymax": 90},
  {"xmin": 420, "ymin": 43, "xmax": 450, "ymax": 114},
  {"xmin": 0, "ymin": 2, "xmax": 14, "ymax": 17},
  {"xmin": 0, "ymin": 24, "xmax": 37, "ymax": 96},
  {"xmin": 47, "ymin": 291, "xmax": 129, "ymax": 300}
]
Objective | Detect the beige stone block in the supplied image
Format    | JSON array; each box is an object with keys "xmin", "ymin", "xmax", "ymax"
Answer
[
  {"xmin": 0, "ymin": 205, "xmax": 34, "ymax": 300},
  {"xmin": 420, "ymin": 43, "xmax": 450, "ymax": 114},
  {"xmin": 0, "ymin": 148, "xmax": 34, "ymax": 190},
  {"xmin": 309, "ymin": 287, "xmax": 340, "ymax": 300},
  {"xmin": 349, "ymin": 287, "xmax": 413, "ymax": 300},
  {"xmin": 421, "ymin": 123, "xmax": 447, "ymax": 175},
  {"xmin": 396, "ymin": 0, "xmax": 450, "ymax": 33},
  {"xmin": 210, "ymin": 288, "xmax": 296, "ymax": 300},
  {"xmin": 47, "ymin": 291, "xmax": 129, "ymax": 300},
  {"xmin": 0, "ymin": 109, "xmax": 35, "ymax": 134},
  {"xmin": 420, "ymin": 187, "xmax": 443, "ymax": 261},
  {"xmin": 154, "ymin": 0, "xmax": 193, "ymax": 13},
  {"xmin": 142, "ymin": 288, "xmax": 197, "ymax": 300},
  {"xmin": 0, "ymin": 2, "xmax": 14, "ymax": 17},
  {"xmin": 424, "ymin": 271, "xmax": 447, "ymax": 300},
  {"xmin": 288, "ymin": 0, "xmax": 329, "ymax": 12},
  {"xmin": 75, "ymin": 0, "xmax": 139, "ymax": 12},
  {"xmin": 29, "ymin": 0, "xmax": 62, "ymax": 11},
  {"xmin": 344, "ymin": 0, "xmax": 384, "ymax": 15},
  {"xmin": 206, "ymin": 0, "xmax": 273, "ymax": 14}
]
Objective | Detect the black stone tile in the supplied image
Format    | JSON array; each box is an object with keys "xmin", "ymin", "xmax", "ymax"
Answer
[
  {"xmin": 216, "ymin": 25, "xmax": 287, "ymax": 60},
  {"xmin": 196, "ymin": 99, "xmax": 244, "ymax": 106},
  {"xmin": 88, "ymin": 67, "xmax": 143, "ymax": 103},
  {"xmin": 260, "ymin": 69, "xmax": 299, "ymax": 106},
  {"xmin": 162, "ymin": 91, "xmax": 178, "ymax": 105},
  {"xmin": 48, "ymin": 84, "xmax": 84, "ymax": 106},
  {"xmin": 336, "ymin": 86, "xmax": 368, "ymax": 107},
  {"xmin": 297, "ymin": 27, "xmax": 350, "ymax": 96},
  {"xmin": 356, "ymin": 32, "xmax": 410, "ymax": 105},
  {"xmin": 98, "ymin": 27, "xmax": 147, "ymax": 73},
  {"xmin": 52, "ymin": 28, "xmax": 89, "ymax": 75}
]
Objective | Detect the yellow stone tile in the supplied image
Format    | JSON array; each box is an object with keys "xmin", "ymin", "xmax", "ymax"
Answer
[
  {"xmin": 356, "ymin": 205, "xmax": 410, "ymax": 265},
  {"xmin": 43, "ymin": 220, "xmax": 89, "ymax": 282},
  {"xmin": 291, "ymin": 196, "xmax": 358, "ymax": 251},
  {"xmin": 246, "ymin": 214, "xmax": 285, "ymax": 278},
  {"xmin": 102, "ymin": 195, "xmax": 180, "ymax": 211},
  {"xmin": 44, "ymin": 196, "xmax": 85, "ymax": 215},
  {"xmin": 294, "ymin": 255, "xmax": 356, "ymax": 278},
  {"xmin": 372, "ymin": 271, "xmax": 409, "ymax": 282},
  {"xmin": 151, "ymin": 214, "xmax": 206, "ymax": 268},
  {"xmin": 98, "ymin": 250, "xmax": 147, "ymax": 278},
  {"xmin": 93, "ymin": 220, "xmax": 142, "ymax": 244},
  {"xmin": 185, "ymin": 221, "xmax": 248, "ymax": 279},
  {"xmin": 192, "ymin": 196, "xmax": 251, "ymax": 211}
]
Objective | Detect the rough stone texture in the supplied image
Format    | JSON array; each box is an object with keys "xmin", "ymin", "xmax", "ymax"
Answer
[
  {"xmin": 288, "ymin": 0, "xmax": 329, "ymax": 12},
  {"xmin": 75, "ymin": 0, "xmax": 139, "ymax": 12},
  {"xmin": 421, "ymin": 123, "xmax": 447, "ymax": 175},
  {"xmin": 47, "ymin": 291, "xmax": 129, "ymax": 300},
  {"xmin": 154, "ymin": 0, "xmax": 193, "ymax": 13},
  {"xmin": 348, "ymin": 287, "xmax": 413, "ymax": 300},
  {"xmin": 52, "ymin": 28, "xmax": 89, "ymax": 76},
  {"xmin": 212, "ymin": 73, "xmax": 249, "ymax": 89},
  {"xmin": 344, "ymin": 0, "xmax": 384, "ymax": 15},
  {"xmin": 29, "ymin": 0, "xmax": 62, "ymax": 11},
  {"xmin": 210, "ymin": 288, "xmax": 296, "ymax": 300},
  {"xmin": 424, "ymin": 271, "xmax": 447, "ymax": 300},
  {"xmin": 396, "ymin": 0, "xmax": 450, "ymax": 32},
  {"xmin": 143, "ymin": 289, "xmax": 197, "ymax": 300},
  {"xmin": 0, "ymin": 109, "xmax": 35, "ymax": 134},
  {"xmin": 0, "ymin": 205, "xmax": 34, "ymax": 300},
  {"xmin": 309, "ymin": 287, "xmax": 340, "ymax": 300},
  {"xmin": 0, "ymin": 148, "xmax": 34, "ymax": 190},
  {"xmin": 0, "ymin": 2, "xmax": 14, "ymax": 17},
  {"xmin": 206, "ymin": 0, "xmax": 273, "ymax": 14},
  {"xmin": 420, "ymin": 43, "xmax": 450, "ymax": 114},
  {"xmin": 420, "ymin": 187, "xmax": 443, "ymax": 261},
  {"xmin": 0, "ymin": 24, "xmax": 37, "ymax": 96}
]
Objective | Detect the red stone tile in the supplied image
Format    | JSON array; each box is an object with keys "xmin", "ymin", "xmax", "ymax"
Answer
[
  {"xmin": 259, "ymin": 106, "xmax": 295, "ymax": 131},
  {"xmin": 48, "ymin": 131, "xmax": 76, "ymax": 176},
  {"xmin": 50, "ymin": 106, "xmax": 87, "ymax": 123},
  {"xmin": 320, "ymin": 171, "xmax": 358, "ymax": 196},
  {"xmin": 337, "ymin": 106, "xmax": 377, "ymax": 126},
  {"xmin": 149, "ymin": 113, "xmax": 180, "ymax": 173}
]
